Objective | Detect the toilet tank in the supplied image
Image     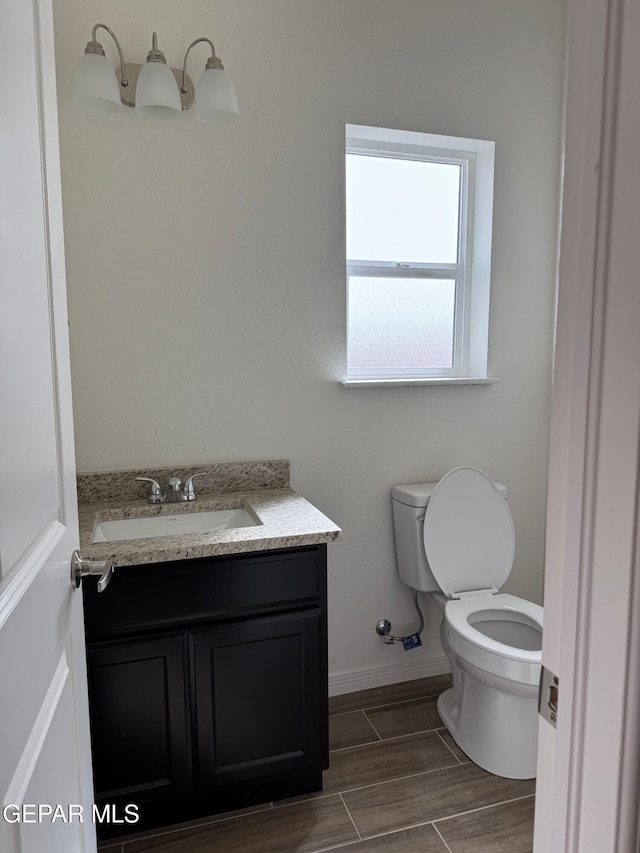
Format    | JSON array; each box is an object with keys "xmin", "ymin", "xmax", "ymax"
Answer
[
  {"xmin": 392, "ymin": 483, "xmax": 440, "ymax": 592},
  {"xmin": 392, "ymin": 479, "xmax": 508, "ymax": 593}
]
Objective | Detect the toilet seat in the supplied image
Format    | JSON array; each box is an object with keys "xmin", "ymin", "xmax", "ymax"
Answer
[
  {"xmin": 423, "ymin": 467, "xmax": 515, "ymax": 598},
  {"xmin": 444, "ymin": 594, "xmax": 543, "ymax": 685},
  {"xmin": 423, "ymin": 467, "xmax": 542, "ymax": 685},
  {"xmin": 445, "ymin": 593, "xmax": 543, "ymax": 662}
]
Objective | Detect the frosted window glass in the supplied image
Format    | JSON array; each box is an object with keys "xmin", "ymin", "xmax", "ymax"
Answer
[
  {"xmin": 348, "ymin": 277, "xmax": 455, "ymax": 370},
  {"xmin": 346, "ymin": 154, "xmax": 461, "ymax": 264}
]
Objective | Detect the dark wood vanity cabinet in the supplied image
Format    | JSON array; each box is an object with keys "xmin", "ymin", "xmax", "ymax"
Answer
[
  {"xmin": 86, "ymin": 632, "xmax": 192, "ymax": 804},
  {"xmin": 193, "ymin": 609, "xmax": 325, "ymax": 788},
  {"xmin": 82, "ymin": 545, "xmax": 328, "ymax": 837}
]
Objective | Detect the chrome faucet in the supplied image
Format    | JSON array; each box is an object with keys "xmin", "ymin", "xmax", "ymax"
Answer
[
  {"xmin": 182, "ymin": 472, "xmax": 206, "ymax": 501},
  {"xmin": 135, "ymin": 477, "xmax": 165, "ymax": 504},
  {"xmin": 136, "ymin": 472, "xmax": 207, "ymax": 503}
]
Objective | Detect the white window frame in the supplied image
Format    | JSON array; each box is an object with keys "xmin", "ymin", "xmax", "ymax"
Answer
[{"xmin": 344, "ymin": 124, "xmax": 496, "ymax": 387}]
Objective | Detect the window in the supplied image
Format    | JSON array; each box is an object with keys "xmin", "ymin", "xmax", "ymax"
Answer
[{"xmin": 345, "ymin": 124, "xmax": 496, "ymax": 386}]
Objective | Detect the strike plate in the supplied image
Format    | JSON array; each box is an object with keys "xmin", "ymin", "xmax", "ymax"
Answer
[{"xmin": 538, "ymin": 665, "xmax": 558, "ymax": 727}]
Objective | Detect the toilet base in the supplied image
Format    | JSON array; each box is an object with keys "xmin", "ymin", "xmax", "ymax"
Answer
[{"xmin": 437, "ymin": 661, "xmax": 539, "ymax": 779}]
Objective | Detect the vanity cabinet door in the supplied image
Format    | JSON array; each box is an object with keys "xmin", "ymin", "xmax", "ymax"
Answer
[
  {"xmin": 87, "ymin": 632, "xmax": 192, "ymax": 805},
  {"xmin": 193, "ymin": 609, "xmax": 327, "ymax": 789}
]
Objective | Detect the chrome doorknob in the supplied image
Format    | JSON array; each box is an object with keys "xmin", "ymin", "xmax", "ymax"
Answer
[{"xmin": 71, "ymin": 550, "xmax": 115, "ymax": 593}]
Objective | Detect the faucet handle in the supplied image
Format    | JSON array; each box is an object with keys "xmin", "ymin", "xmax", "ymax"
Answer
[
  {"xmin": 183, "ymin": 472, "xmax": 207, "ymax": 501},
  {"xmin": 135, "ymin": 476, "xmax": 165, "ymax": 504}
]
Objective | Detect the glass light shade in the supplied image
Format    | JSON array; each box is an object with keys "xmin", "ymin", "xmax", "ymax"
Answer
[
  {"xmin": 135, "ymin": 61, "xmax": 182, "ymax": 119},
  {"xmin": 72, "ymin": 53, "xmax": 121, "ymax": 114},
  {"xmin": 194, "ymin": 68, "xmax": 239, "ymax": 124}
]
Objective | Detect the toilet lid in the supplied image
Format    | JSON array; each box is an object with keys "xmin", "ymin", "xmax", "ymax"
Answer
[{"xmin": 423, "ymin": 467, "xmax": 515, "ymax": 598}]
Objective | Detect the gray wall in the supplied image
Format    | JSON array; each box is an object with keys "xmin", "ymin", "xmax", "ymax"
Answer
[{"xmin": 53, "ymin": 0, "xmax": 566, "ymax": 691}]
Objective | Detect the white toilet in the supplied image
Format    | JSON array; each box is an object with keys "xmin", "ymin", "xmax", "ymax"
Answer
[{"xmin": 392, "ymin": 466, "xmax": 543, "ymax": 780}]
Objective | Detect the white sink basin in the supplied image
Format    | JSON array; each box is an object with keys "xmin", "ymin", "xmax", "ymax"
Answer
[{"xmin": 93, "ymin": 508, "xmax": 258, "ymax": 543}]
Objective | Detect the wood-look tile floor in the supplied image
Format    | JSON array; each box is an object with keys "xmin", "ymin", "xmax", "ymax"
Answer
[{"xmin": 99, "ymin": 675, "xmax": 535, "ymax": 853}]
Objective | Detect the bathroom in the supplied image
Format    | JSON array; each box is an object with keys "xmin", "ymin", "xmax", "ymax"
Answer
[
  {"xmin": 54, "ymin": 0, "xmax": 564, "ymax": 698},
  {"xmin": 3, "ymin": 0, "xmax": 570, "ymax": 850},
  {"xmin": 54, "ymin": 0, "xmax": 564, "ymax": 848}
]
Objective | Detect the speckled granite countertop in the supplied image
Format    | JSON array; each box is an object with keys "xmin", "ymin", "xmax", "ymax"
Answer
[{"xmin": 77, "ymin": 461, "xmax": 342, "ymax": 568}]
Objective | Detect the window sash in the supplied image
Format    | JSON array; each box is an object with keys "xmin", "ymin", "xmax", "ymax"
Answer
[
  {"xmin": 346, "ymin": 268, "xmax": 465, "ymax": 378},
  {"xmin": 346, "ymin": 150, "xmax": 473, "ymax": 380}
]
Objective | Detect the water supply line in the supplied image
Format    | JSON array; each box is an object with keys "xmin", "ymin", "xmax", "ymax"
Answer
[{"xmin": 375, "ymin": 591, "xmax": 425, "ymax": 649}]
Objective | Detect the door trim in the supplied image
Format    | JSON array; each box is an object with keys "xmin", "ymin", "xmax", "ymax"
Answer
[{"xmin": 534, "ymin": 0, "xmax": 640, "ymax": 848}]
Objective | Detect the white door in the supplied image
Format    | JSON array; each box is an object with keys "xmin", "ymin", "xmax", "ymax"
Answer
[
  {"xmin": 533, "ymin": 0, "xmax": 640, "ymax": 850},
  {"xmin": 0, "ymin": 0, "xmax": 96, "ymax": 851}
]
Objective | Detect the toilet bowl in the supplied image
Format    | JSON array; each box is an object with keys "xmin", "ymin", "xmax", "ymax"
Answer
[{"xmin": 392, "ymin": 467, "xmax": 543, "ymax": 779}]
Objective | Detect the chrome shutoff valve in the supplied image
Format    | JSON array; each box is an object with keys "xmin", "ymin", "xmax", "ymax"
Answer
[{"xmin": 376, "ymin": 619, "xmax": 395, "ymax": 643}]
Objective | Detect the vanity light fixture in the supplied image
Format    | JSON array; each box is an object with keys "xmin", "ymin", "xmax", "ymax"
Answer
[{"xmin": 72, "ymin": 24, "xmax": 239, "ymax": 123}]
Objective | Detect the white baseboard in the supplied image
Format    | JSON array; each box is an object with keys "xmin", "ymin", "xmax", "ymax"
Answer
[{"xmin": 328, "ymin": 653, "xmax": 450, "ymax": 697}]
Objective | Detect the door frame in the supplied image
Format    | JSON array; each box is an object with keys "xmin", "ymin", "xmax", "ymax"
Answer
[{"xmin": 534, "ymin": 0, "xmax": 640, "ymax": 849}]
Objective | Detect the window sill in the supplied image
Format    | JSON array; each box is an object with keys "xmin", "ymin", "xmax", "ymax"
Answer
[{"xmin": 340, "ymin": 377, "xmax": 500, "ymax": 388}]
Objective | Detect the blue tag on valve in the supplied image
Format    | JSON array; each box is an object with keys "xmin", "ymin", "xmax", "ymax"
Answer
[{"xmin": 401, "ymin": 634, "xmax": 422, "ymax": 651}]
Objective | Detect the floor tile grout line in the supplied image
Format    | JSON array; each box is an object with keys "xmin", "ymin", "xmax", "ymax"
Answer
[
  {"xmin": 283, "ymin": 816, "xmax": 368, "ymax": 853},
  {"xmin": 332, "ymin": 757, "xmax": 466, "ymax": 797},
  {"xmin": 117, "ymin": 783, "xmax": 534, "ymax": 846},
  {"xmin": 114, "ymin": 802, "xmax": 277, "ymax": 846},
  {"xmin": 339, "ymin": 792, "xmax": 363, "ymax": 842},
  {"xmin": 309, "ymin": 840, "xmax": 364, "ymax": 853},
  {"xmin": 310, "ymin": 793, "xmax": 536, "ymax": 853},
  {"xmin": 308, "ymin": 823, "xmax": 447, "ymax": 853},
  {"xmin": 273, "ymin": 792, "xmax": 337, "ymax": 809},
  {"xmin": 328, "ymin": 707, "xmax": 378, "ymax": 721},
  {"xmin": 360, "ymin": 709, "xmax": 383, "ymax": 742},
  {"xmin": 114, "ymin": 785, "xmax": 534, "ymax": 852},
  {"xmin": 434, "ymin": 728, "xmax": 464, "ymax": 764},
  {"xmin": 330, "ymin": 736, "xmax": 381, "ymax": 753},
  {"xmin": 362, "ymin": 725, "xmax": 443, "ymax": 744},
  {"xmin": 432, "ymin": 822, "xmax": 455, "ymax": 852},
  {"xmin": 431, "ymin": 791, "xmax": 536, "ymax": 827},
  {"xmin": 308, "ymin": 835, "xmax": 374, "ymax": 853},
  {"xmin": 322, "ymin": 817, "xmax": 450, "ymax": 848},
  {"xmin": 311, "ymin": 794, "xmax": 534, "ymax": 853},
  {"xmin": 329, "ymin": 691, "xmax": 445, "ymax": 716},
  {"xmin": 275, "ymin": 755, "xmax": 464, "ymax": 807},
  {"xmin": 328, "ymin": 726, "xmax": 450, "ymax": 755},
  {"xmin": 305, "ymin": 819, "xmax": 446, "ymax": 853}
]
